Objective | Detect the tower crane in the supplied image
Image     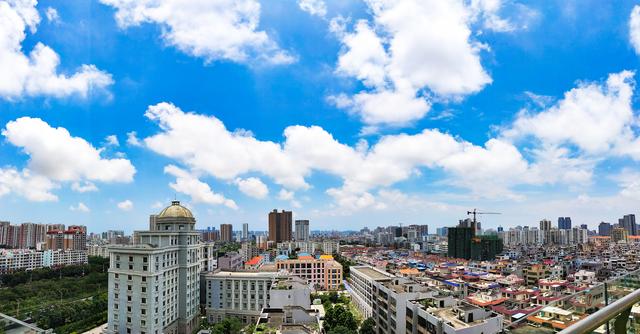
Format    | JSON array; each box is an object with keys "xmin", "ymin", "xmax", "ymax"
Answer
[{"xmin": 466, "ymin": 209, "xmax": 501, "ymax": 224}]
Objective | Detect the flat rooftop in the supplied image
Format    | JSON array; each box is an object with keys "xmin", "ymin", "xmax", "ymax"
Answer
[{"xmin": 353, "ymin": 266, "xmax": 394, "ymax": 281}]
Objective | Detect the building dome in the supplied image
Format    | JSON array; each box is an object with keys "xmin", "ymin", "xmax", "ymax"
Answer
[{"xmin": 158, "ymin": 200, "xmax": 193, "ymax": 219}]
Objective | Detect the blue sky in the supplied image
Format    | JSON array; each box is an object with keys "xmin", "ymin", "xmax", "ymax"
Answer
[{"xmin": 2, "ymin": 0, "xmax": 640, "ymax": 233}]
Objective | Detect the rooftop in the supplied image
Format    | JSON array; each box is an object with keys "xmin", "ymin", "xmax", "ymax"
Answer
[
  {"xmin": 352, "ymin": 266, "xmax": 394, "ymax": 281},
  {"xmin": 157, "ymin": 200, "xmax": 193, "ymax": 219}
]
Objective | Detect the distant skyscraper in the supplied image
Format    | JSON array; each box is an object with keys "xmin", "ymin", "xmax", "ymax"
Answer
[
  {"xmin": 149, "ymin": 214, "xmax": 158, "ymax": 230},
  {"xmin": 598, "ymin": 222, "xmax": 612, "ymax": 236},
  {"xmin": 220, "ymin": 224, "xmax": 233, "ymax": 242},
  {"xmin": 295, "ymin": 220, "xmax": 310, "ymax": 241},
  {"xmin": 580, "ymin": 224, "xmax": 588, "ymax": 230},
  {"xmin": 497, "ymin": 226, "xmax": 504, "ymax": 232},
  {"xmin": 619, "ymin": 214, "xmax": 637, "ymax": 236},
  {"xmin": 268, "ymin": 210, "xmax": 292, "ymax": 242},
  {"xmin": 242, "ymin": 223, "xmax": 249, "ymax": 240},
  {"xmin": 540, "ymin": 219, "xmax": 552, "ymax": 231},
  {"xmin": 558, "ymin": 217, "xmax": 572, "ymax": 229}
]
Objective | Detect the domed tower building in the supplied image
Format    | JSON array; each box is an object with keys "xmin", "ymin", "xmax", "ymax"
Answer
[{"xmin": 107, "ymin": 201, "xmax": 209, "ymax": 334}]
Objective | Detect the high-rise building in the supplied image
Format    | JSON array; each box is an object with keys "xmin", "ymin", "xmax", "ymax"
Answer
[
  {"xmin": 558, "ymin": 217, "xmax": 572, "ymax": 229},
  {"xmin": 242, "ymin": 223, "xmax": 248, "ymax": 240},
  {"xmin": 540, "ymin": 219, "xmax": 552, "ymax": 231},
  {"xmin": 149, "ymin": 214, "xmax": 158, "ymax": 230},
  {"xmin": 268, "ymin": 210, "xmax": 292, "ymax": 243},
  {"xmin": 580, "ymin": 224, "xmax": 588, "ymax": 230},
  {"xmin": 447, "ymin": 227, "xmax": 473, "ymax": 259},
  {"xmin": 294, "ymin": 220, "xmax": 309, "ymax": 241},
  {"xmin": 598, "ymin": 222, "xmax": 612, "ymax": 236},
  {"xmin": 619, "ymin": 214, "xmax": 637, "ymax": 236},
  {"xmin": 106, "ymin": 201, "xmax": 204, "ymax": 334},
  {"xmin": 46, "ymin": 226, "xmax": 86, "ymax": 250},
  {"xmin": 220, "ymin": 224, "xmax": 233, "ymax": 242}
]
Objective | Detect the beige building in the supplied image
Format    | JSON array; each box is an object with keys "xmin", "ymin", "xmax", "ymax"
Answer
[{"xmin": 275, "ymin": 256, "xmax": 343, "ymax": 290}]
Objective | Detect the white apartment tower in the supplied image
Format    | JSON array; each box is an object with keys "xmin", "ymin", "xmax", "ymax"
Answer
[
  {"xmin": 295, "ymin": 220, "xmax": 309, "ymax": 242},
  {"xmin": 107, "ymin": 201, "xmax": 202, "ymax": 334}
]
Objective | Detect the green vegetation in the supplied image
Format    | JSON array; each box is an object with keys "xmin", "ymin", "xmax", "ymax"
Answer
[
  {"xmin": 0, "ymin": 256, "xmax": 109, "ymax": 333},
  {"xmin": 332, "ymin": 253, "xmax": 356, "ymax": 278},
  {"xmin": 217, "ymin": 242, "xmax": 241, "ymax": 257},
  {"xmin": 359, "ymin": 318, "xmax": 375, "ymax": 334},
  {"xmin": 325, "ymin": 304, "xmax": 358, "ymax": 334},
  {"xmin": 199, "ymin": 318, "xmax": 244, "ymax": 334}
]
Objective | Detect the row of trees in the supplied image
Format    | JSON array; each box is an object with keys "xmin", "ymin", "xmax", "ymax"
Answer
[
  {"xmin": 0, "ymin": 256, "xmax": 109, "ymax": 287},
  {"xmin": 32, "ymin": 293, "xmax": 108, "ymax": 333}
]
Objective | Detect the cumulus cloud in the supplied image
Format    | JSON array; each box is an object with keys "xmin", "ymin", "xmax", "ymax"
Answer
[
  {"xmin": 117, "ymin": 199, "xmax": 133, "ymax": 211},
  {"xmin": 105, "ymin": 135, "xmax": 119, "ymax": 146},
  {"xmin": 630, "ymin": 5, "xmax": 640, "ymax": 55},
  {"xmin": 234, "ymin": 177, "xmax": 268, "ymax": 199},
  {"xmin": 126, "ymin": 131, "xmax": 143, "ymax": 146},
  {"xmin": 0, "ymin": 167, "xmax": 57, "ymax": 201},
  {"xmin": 3, "ymin": 117, "xmax": 136, "ymax": 182},
  {"xmin": 71, "ymin": 181, "xmax": 98, "ymax": 193},
  {"xmin": 330, "ymin": 0, "xmax": 493, "ymax": 125},
  {"xmin": 70, "ymin": 202, "xmax": 90, "ymax": 212},
  {"xmin": 141, "ymin": 102, "xmax": 536, "ymax": 211},
  {"xmin": 164, "ymin": 165, "xmax": 238, "ymax": 209},
  {"xmin": 298, "ymin": 0, "xmax": 326, "ymax": 17},
  {"xmin": 44, "ymin": 7, "xmax": 59, "ymax": 23},
  {"xmin": 503, "ymin": 71, "xmax": 635, "ymax": 154},
  {"xmin": 0, "ymin": 117, "xmax": 135, "ymax": 201},
  {"xmin": 0, "ymin": 0, "xmax": 112, "ymax": 100},
  {"xmin": 100, "ymin": 0, "xmax": 294, "ymax": 65}
]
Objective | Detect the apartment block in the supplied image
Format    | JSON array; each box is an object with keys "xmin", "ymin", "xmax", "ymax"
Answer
[
  {"xmin": 275, "ymin": 255, "xmax": 343, "ymax": 290},
  {"xmin": 349, "ymin": 265, "xmax": 394, "ymax": 318}
]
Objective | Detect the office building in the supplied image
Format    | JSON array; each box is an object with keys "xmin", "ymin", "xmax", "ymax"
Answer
[
  {"xmin": 598, "ymin": 222, "xmax": 612, "ymax": 236},
  {"xmin": 242, "ymin": 223, "xmax": 248, "ymax": 240},
  {"xmin": 294, "ymin": 220, "xmax": 309, "ymax": 242},
  {"xmin": 149, "ymin": 215, "xmax": 158, "ymax": 230},
  {"xmin": 540, "ymin": 219, "xmax": 552, "ymax": 231},
  {"xmin": 268, "ymin": 210, "xmax": 292, "ymax": 243},
  {"xmin": 406, "ymin": 298, "xmax": 503, "ymax": 334},
  {"xmin": 275, "ymin": 255, "xmax": 343, "ymax": 290},
  {"xmin": 371, "ymin": 277, "xmax": 433, "ymax": 334},
  {"xmin": 349, "ymin": 265, "xmax": 394, "ymax": 318},
  {"xmin": 558, "ymin": 217, "xmax": 572, "ymax": 230},
  {"xmin": 203, "ymin": 271, "xmax": 310, "ymax": 325},
  {"xmin": 447, "ymin": 227, "xmax": 473, "ymax": 259},
  {"xmin": 619, "ymin": 214, "xmax": 637, "ymax": 236},
  {"xmin": 220, "ymin": 224, "xmax": 233, "ymax": 242},
  {"xmin": 106, "ymin": 201, "xmax": 204, "ymax": 334}
]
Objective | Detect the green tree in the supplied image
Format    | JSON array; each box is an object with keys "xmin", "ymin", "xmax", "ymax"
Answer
[
  {"xmin": 328, "ymin": 325, "xmax": 356, "ymax": 334},
  {"xmin": 325, "ymin": 304, "xmax": 358, "ymax": 332},
  {"xmin": 359, "ymin": 318, "xmax": 375, "ymax": 334},
  {"xmin": 210, "ymin": 318, "xmax": 243, "ymax": 334}
]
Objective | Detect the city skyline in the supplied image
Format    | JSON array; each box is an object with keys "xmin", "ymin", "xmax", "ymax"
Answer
[{"xmin": 3, "ymin": 1, "xmax": 640, "ymax": 232}]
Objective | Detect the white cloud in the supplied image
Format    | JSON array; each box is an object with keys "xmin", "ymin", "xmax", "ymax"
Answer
[
  {"xmin": 151, "ymin": 201, "xmax": 164, "ymax": 209},
  {"xmin": 503, "ymin": 71, "xmax": 635, "ymax": 155},
  {"xmin": 3, "ymin": 117, "xmax": 136, "ymax": 183},
  {"xmin": 331, "ymin": 0, "xmax": 493, "ymax": 125},
  {"xmin": 70, "ymin": 202, "xmax": 90, "ymax": 212},
  {"xmin": 126, "ymin": 131, "xmax": 143, "ymax": 146},
  {"xmin": 164, "ymin": 165, "xmax": 238, "ymax": 209},
  {"xmin": 278, "ymin": 189, "xmax": 294, "ymax": 201},
  {"xmin": 105, "ymin": 135, "xmax": 119, "ymax": 146},
  {"xmin": 0, "ymin": 167, "xmax": 57, "ymax": 201},
  {"xmin": 142, "ymin": 102, "xmax": 534, "ymax": 211},
  {"xmin": 0, "ymin": 0, "xmax": 112, "ymax": 100},
  {"xmin": 100, "ymin": 0, "xmax": 294, "ymax": 65},
  {"xmin": 630, "ymin": 5, "xmax": 640, "ymax": 55},
  {"xmin": 298, "ymin": 0, "xmax": 326, "ymax": 18},
  {"xmin": 117, "ymin": 199, "xmax": 133, "ymax": 211},
  {"xmin": 44, "ymin": 7, "xmax": 59, "ymax": 23},
  {"xmin": 234, "ymin": 177, "xmax": 268, "ymax": 199},
  {"xmin": 71, "ymin": 181, "xmax": 98, "ymax": 193}
]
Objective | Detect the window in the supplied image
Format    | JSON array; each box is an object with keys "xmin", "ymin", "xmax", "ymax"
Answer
[
  {"xmin": 142, "ymin": 298, "xmax": 146, "ymax": 304},
  {"xmin": 142, "ymin": 277, "xmax": 146, "ymax": 282},
  {"xmin": 129, "ymin": 265, "xmax": 133, "ymax": 270}
]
